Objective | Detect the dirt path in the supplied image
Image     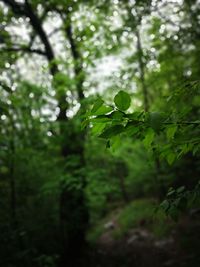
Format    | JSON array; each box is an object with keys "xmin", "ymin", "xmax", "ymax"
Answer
[
  {"xmin": 87, "ymin": 217, "xmax": 200, "ymax": 267},
  {"xmin": 91, "ymin": 229, "xmax": 176, "ymax": 267}
]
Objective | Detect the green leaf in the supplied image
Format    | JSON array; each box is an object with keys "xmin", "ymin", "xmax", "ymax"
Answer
[
  {"xmin": 168, "ymin": 207, "xmax": 179, "ymax": 221},
  {"xmin": 114, "ymin": 90, "xmax": 131, "ymax": 111},
  {"xmin": 167, "ymin": 152, "xmax": 176, "ymax": 165},
  {"xmin": 99, "ymin": 125, "xmax": 124, "ymax": 139},
  {"xmin": 91, "ymin": 98, "xmax": 104, "ymax": 113},
  {"xmin": 91, "ymin": 123, "xmax": 106, "ymax": 136},
  {"xmin": 110, "ymin": 135, "xmax": 121, "ymax": 152},
  {"xmin": 92, "ymin": 105, "xmax": 113, "ymax": 116},
  {"xmin": 125, "ymin": 122, "xmax": 140, "ymax": 136},
  {"xmin": 143, "ymin": 128, "xmax": 155, "ymax": 149},
  {"xmin": 193, "ymin": 144, "xmax": 200, "ymax": 155},
  {"xmin": 160, "ymin": 200, "xmax": 170, "ymax": 212},
  {"xmin": 81, "ymin": 119, "xmax": 89, "ymax": 130},
  {"xmin": 110, "ymin": 110, "xmax": 124, "ymax": 120},
  {"xmin": 125, "ymin": 111, "xmax": 143, "ymax": 120},
  {"xmin": 177, "ymin": 186, "xmax": 185, "ymax": 194},
  {"xmin": 166, "ymin": 125, "xmax": 177, "ymax": 140},
  {"xmin": 167, "ymin": 188, "xmax": 176, "ymax": 197},
  {"xmin": 149, "ymin": 112, "xmax": 164, "ymax": 132},
  {"xmin": 178, "ymin": 144, "xmax": 190, "ymax": 158},
  {"xmin": 90, "ymin": 115, "xmax": 111, "ymax": 123}
]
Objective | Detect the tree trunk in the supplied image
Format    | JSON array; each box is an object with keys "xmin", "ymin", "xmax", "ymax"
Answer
[
  {"xmin": 9, "ymin": 135, "xmax": 17, "ymax": 229},
  {"xmin": 58, "ymin": 13, "xmax": 89, "ymax": 267},
  {"xmin": 119, "ymin": 174, "xmax": 130, "ymax": 203},
  {"xmin": 135, "ymin": 25, "xmax": 165, "ymax": 199},
  {"xmin": 135, "ymin": 28, "xmax": 149, "ymax": 112}
]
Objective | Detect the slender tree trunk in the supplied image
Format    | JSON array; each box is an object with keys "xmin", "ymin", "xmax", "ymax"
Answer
[
  {"xmin": 136, "ymin": 26, "xmax": 165, "ymax": 199},
  {"xmin": 115, "ymin": 160, "xmax": 130, "ymax": 203},
  {"xmin": 135, "ymin": 28, "xmax": 149, "ymax": 112},
  {"xmin": 58, "ymin": 13, "xmax": 89, "ymax": 267},
  {"xmin": 9, "ymin": 136, "xmax": 16, "ymax": 229},
  {"xmin": 119, "ymin": 174, "xmax": 130, "ymax": 203},
  {"xmin": 65, "ymin": 23, "xmax": 85, "ymax": 101},
  {"xmin": 128, "ymin": 8, "xmax": 165, "ymax": 199},
  {"xmin": 8, "ymin": 121, "xmax": 27, "ymax": 261}
]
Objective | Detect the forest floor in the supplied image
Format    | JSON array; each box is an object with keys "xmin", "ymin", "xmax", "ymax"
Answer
[{"xmin": 87, "ymin": 199, "xmax": 200, "ymax": 267}]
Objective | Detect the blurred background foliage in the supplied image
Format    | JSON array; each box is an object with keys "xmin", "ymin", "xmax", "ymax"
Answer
[{"xmin": 0, "ymin": 0, "xmax": 200, "ymax": 267}]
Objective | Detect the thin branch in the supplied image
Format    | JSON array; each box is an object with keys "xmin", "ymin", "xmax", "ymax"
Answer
[
  {"xmin": 29, "ymin": 8, "xmax": 50, "ymax": 47},
  {"xmin": 48, "ymin": 27, "xmax": 61, "ymax": 38},
  {"xmin": 0, "ymin": 81, "xmax": 12, "ymax": 93},
  {"xmin": 128, "ymin": 119, "xmax": 200, "ymax": 126},
  {"xmin": 1, "ymin": 46, "xmax": 46, "ymax": 56},
  {"xmin": 164, "ymin": 122, "xmax": 200, "ymax": 126}
]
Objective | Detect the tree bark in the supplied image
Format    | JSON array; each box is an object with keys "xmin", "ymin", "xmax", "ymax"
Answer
[
  {"xmin": 9, "ymin": 134, "xmax": 16, "ymax": 229},
  {"xmin": 58, "ymin": 12, "xmax": 89, "ymax": 267},
  {"xmin": 135, "ymin": 28, "xmax": 149, "ymax": 112}
]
